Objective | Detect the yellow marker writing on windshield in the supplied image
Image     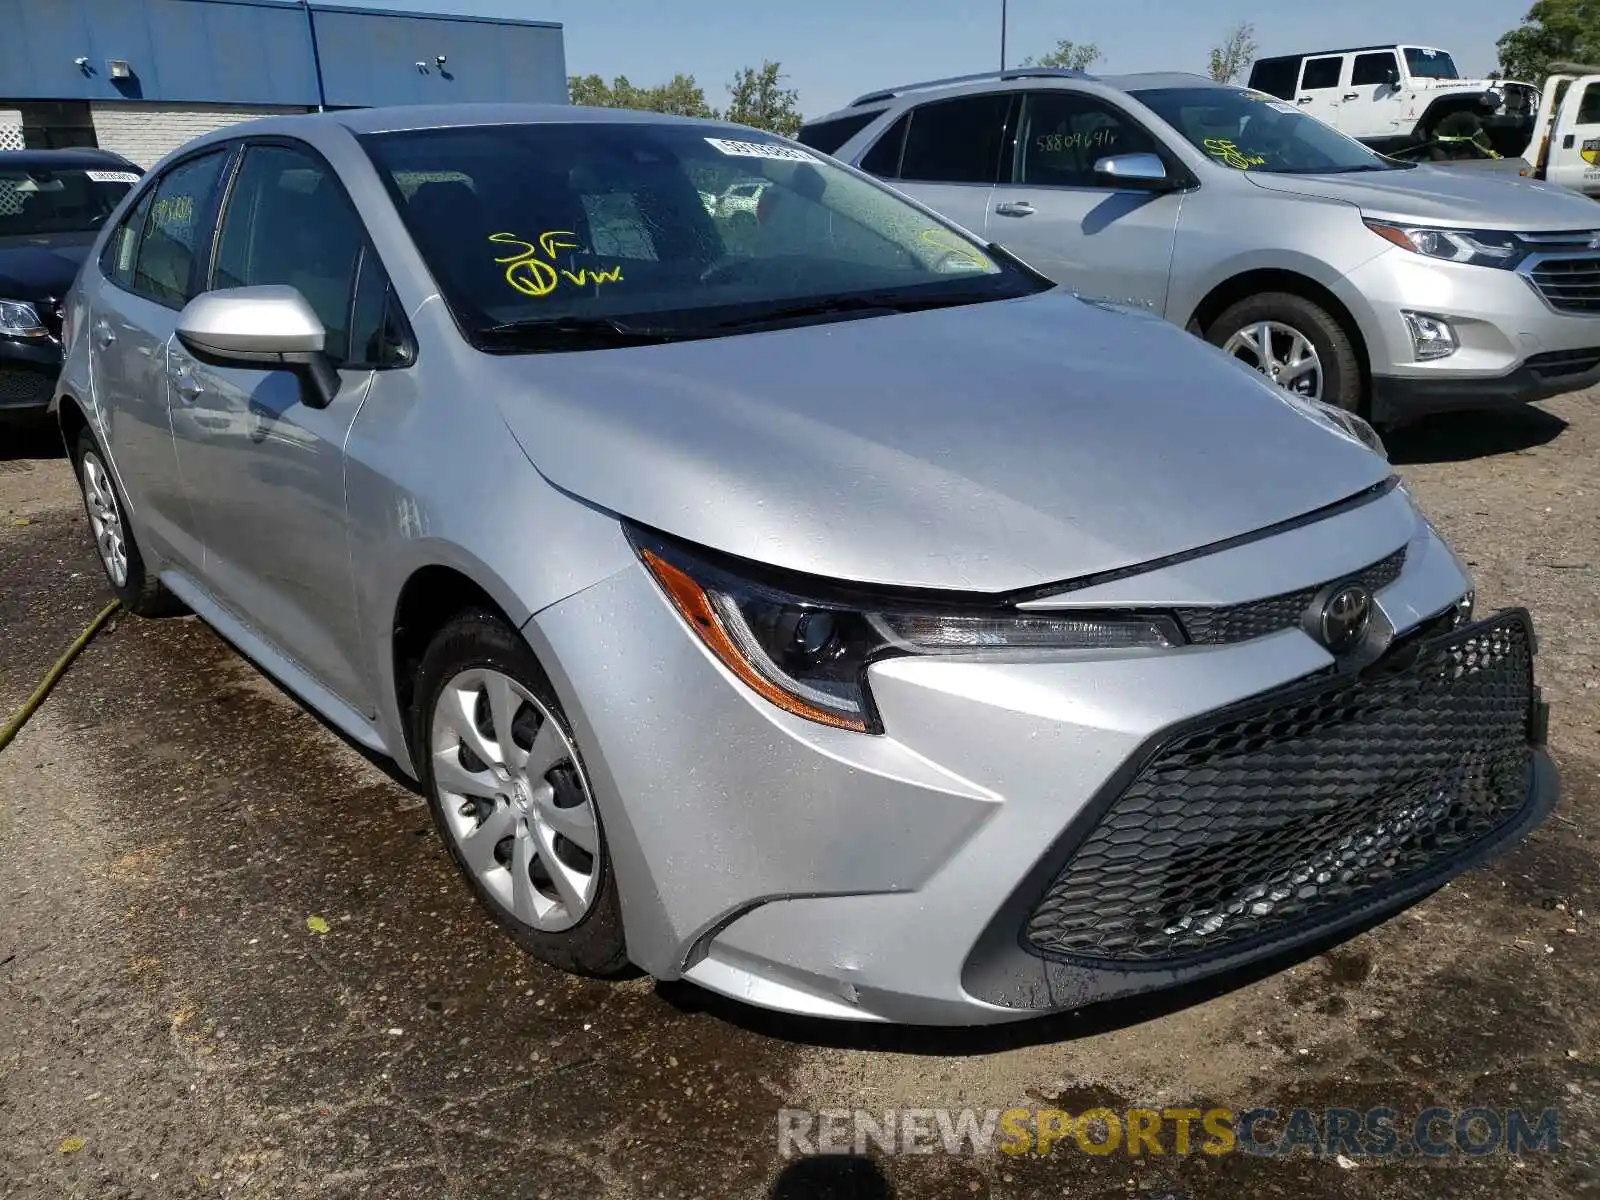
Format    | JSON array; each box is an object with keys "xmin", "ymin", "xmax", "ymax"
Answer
[
  {"xmin": 489, "ymin": 231, "xmax": 624, "ymax": 297},
  {"xmin": 919, "ymin": 227, "xmax": 989, "ymax": 268},
  {"xmin": 1202, "ymin": 138, "xmax": 1267, "ymax": 170}
]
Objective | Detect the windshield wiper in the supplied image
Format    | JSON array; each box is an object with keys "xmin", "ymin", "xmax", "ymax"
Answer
[
  {"xmin": 710, "ymin": 290, "xmax": 980, "ymax": 332},
  {"xmin": 475, "ymin": 315, "xmax": 704, "ymax": 350}
]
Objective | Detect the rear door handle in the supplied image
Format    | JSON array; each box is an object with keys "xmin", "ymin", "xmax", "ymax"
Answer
[
  {"xmin": 994, "ymin": 200, "xmax": 1035, "ymax": 217},
  {"xmin": 93, "ymin": 320, "xmax": 115, "ymax": 349}
]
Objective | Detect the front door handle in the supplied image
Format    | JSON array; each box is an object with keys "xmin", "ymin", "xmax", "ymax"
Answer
[
  {"xmin": 994, "ymin": 200, "xmax": 1035, "ymax": 217},
  {"xmin": 1297, "ymin": 96, "xmax": 1314, "ymax": 104},
  {"xmin": 1342, "ymin": 91, "xmax": 1360, "ymax": 100},
  {"xmin": 170, "ymin": 367, "xmax": 203, "ymax": 401},
  {"xmin": 93, "ymin": 320, "xmax": 115, "ymax": 349}
]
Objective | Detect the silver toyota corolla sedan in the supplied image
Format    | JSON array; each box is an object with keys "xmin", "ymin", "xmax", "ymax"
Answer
[{"xmin": 54, "ymin": 104, "xmax": 1557, "ymax": 1025}]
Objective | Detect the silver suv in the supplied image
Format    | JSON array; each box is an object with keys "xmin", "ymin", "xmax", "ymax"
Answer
[{"xmin": 801, "ymin": 68, "xmax": 1600, "ymax": 423}]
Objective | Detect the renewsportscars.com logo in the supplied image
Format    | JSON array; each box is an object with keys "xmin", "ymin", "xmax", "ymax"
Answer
[{"xmin": 778, "ymin": 1106, "xmax": 1562, "ymax": 1160}]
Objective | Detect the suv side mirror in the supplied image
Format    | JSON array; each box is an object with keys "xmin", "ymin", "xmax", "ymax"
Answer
[
  {"xmin": 176, "ymin": 285, "xmax": 340, "ymax": 408},
  {"xmin": 1093, "ymin": 153, "xmax": 1171, "ymax": 188},
  {"xmin": 1384, "ymin": 65, "xmax": 1401, "ymax": 86}
]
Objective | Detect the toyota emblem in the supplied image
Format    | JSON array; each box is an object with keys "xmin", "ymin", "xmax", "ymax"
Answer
[{"xmin": 1319, "ymin": 584, "xmax": 1372, "ymax": 654}]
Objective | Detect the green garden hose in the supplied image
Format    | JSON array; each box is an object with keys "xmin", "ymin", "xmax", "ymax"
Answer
[{"xmin": 0, "ymin": 600, "xmax": 120, "ymax": 754}]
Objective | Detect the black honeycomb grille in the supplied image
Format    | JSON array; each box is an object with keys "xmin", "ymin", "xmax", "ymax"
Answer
[
  {"xmin": 1024, "ymin": 612, "xmax": 1535, "ymax": 965},
  {"xmin": 0, "ymin": 368, "xmax": 54, "ymax": 408},
  {"xmin": 1176, "ymin": 548, "xmax": 1406, "ymax": 646}
]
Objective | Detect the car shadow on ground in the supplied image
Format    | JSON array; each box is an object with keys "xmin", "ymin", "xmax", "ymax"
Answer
[
  {"xmin": 0, "ymin": 418, "xmax": 66, "ymax": 462},
  {"xmin": 1385, "ymin": 405, "xmax": 1568, "ymax": 465},
  {"xmin": 654, "ymin": 901, "xmax": 1412, "ymax": 1055},
  {"xmin": 770, "ymin": 1155, "xmax": 895, "ymax": 1198}
]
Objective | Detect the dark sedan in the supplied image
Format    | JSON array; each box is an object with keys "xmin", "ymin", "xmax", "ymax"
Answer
[{"xmin": 1, "ymin": 147, "xmax": 141, "ymax": 419}]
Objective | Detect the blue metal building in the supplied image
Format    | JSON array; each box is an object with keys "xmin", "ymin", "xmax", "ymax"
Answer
[{"xmin": 0, "ymin": 0, "xmax": 566, "ymax": 164}]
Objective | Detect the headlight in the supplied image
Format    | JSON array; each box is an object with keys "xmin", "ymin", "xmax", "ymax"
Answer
[
  {"xmin": 631, "ymin": 529, "xmax": 1180, "ymax": 732},
  {"xmin": 0, "ymin": 298, "xmax": 48, "ymax": 338},
  {"xmin": 1364, "ymin": 220, "xmax": 1524, "ymax": 269}
]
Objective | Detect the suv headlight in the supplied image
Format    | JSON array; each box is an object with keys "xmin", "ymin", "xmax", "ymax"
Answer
[
  {"xmin": 1364, "ymin": 220, "xmax": 1524, "ymax": 269},
  {"xmin": 0, "ymin": 298, "xmax": 48, "ymax": 338},
  {"xmin": 630, "ymin": 528, "xmax": 1180, "ymax": 732}
]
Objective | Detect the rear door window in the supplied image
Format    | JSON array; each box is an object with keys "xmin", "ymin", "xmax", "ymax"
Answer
[
  {"xmin": 897, "ymin": 94, "xmax": 1013, "ymax": 184},
  {"xmin": 1299, "ymin": 57, "xmax": 1344, "ymax": 91},
  {"xmin": 858, "ymin": 113, "xmax": 910, "ymax": 177},
  {"xmin": 128, "ymin": 150, "xmax": 230, "ymax": 308}
]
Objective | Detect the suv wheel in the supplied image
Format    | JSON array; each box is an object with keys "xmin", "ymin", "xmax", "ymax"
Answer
[
  {"xmin": 74, "ymin": 430, "xmax": 181, "ymax": 616},
  {"xmin": 1207, "ymin": 292, "xmax": 1363, "ymax": 413},
  {"xmin": 413, "ymin": 609, "xmax": 629, "ymax": 977}
]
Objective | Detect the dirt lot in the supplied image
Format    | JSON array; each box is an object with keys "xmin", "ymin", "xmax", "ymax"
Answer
[{"xmin": 2, "ymin": 396, "xmax": 1598, "ymax": 1200}]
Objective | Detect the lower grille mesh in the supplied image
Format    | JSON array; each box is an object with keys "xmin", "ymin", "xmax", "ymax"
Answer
[
  {"xmin": 0, "ymin": 369, "xmax": 54, "ymax": 408},
  {"xmin": 1024, "ymin": 612, "xmax": 1535, "ymax": 964}
]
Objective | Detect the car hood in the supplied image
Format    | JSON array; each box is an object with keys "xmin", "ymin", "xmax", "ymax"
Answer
[
  {"xmin": 488, "ymin": 292, "xmax": 1390, "ymax": 592},
  {"xmin": 0, "ymin": 234, "xmax": 94, "ymax": 300},
  {"xmin": 1244, "ymin": 165, "xmax": 1600, "ymax": 230}
]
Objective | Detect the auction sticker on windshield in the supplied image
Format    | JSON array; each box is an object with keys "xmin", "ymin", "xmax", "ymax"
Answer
[
  {"xmin": 705, "ymin": 138, "xmax": 819, "ymax": 163},
  {"xmin": 85, "ymin": 170, "xmax": 139, "ymax": 183}
]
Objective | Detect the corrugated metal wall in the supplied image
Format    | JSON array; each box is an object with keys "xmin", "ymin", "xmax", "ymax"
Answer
[{"xmin": 0, "ymin": 0, "xmax": 566, "ymax": 108}]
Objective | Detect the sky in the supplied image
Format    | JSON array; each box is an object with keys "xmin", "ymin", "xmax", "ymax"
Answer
[{"xmin": 372, "ymin": 0, "xmax": 1533, "ymax": 118}]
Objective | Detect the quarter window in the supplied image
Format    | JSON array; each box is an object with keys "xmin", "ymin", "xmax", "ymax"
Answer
[
  {"xmin": 212, "ymin": 144, "xmax": 367, "ymax": 362},
  {"xmin": 1017, "ymin": 92, "xmax": 1161, "ymax": 187},
  {"xmin": 898, "ymin": 95, "xmax": 1012, "ymax": 184},
  {"xmin": 1579, "ymin": 83, "xmax": 1600, "ymax": 125},
  {"xmin": 129, "ymin": 150, "xmax": 228, "ymax": 308},
  {"xmin": 796, "ymin": 109, "xmax": 886, "ymax": 155},
  {"xmin": 101, "ymin": 188, "xmax": 154, "ymax": 290},
  {"xmin": 1300, "ymin": 57, "xmax": 1344, "ymax": 91},
  {"xmin": 1351, "ymin": 53, "xmax": 1400, "ymax": 87}
]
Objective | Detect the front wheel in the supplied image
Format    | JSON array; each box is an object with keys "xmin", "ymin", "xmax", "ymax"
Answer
[
  {"xmin": 1206, "ymin": 292, "xmax": 1364, "ymax": 414},
  {"xmin": 413, "ymin": 610, "xmax": 629, "ymax": 977}
]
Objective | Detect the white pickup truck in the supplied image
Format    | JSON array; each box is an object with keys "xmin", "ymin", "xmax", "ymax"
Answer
[{"xmin": 1518, "ymin": 66, "xmax": 1600, "ymax": 198}]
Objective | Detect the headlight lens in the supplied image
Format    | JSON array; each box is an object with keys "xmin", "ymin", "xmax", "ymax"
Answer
[
  {"xmin": 0, "ymin": 298, "xmax": 48, "ymax": 338},
  {"xmin": 1364, "ymin": 220, "xmax": 1524, "ymax": 269},
  {"xmin": 632, "ymin": 530, "xmax": 1180, "ymax": 732}
]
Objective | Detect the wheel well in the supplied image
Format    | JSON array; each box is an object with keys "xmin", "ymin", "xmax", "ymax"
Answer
[
  {"xmin": 56, "ymin": 395, "xmax": 89, "ymax": 466},
  {"xmin": 1187, "ymin": 269, "xmax": 1371, "ymax": 398},
  {"xmin": 391, "ymin": 566, "xmax": 510, "ymax": 751}
]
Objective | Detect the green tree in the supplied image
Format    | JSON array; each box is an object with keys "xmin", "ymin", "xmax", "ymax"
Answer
[
  {"xmin": 1208, "ymin": 21, "xmax": 1259, "ymax": 83},
  {"xmin": 1022, "ymin": 40, "xmax": 1103, "ymax": 71},
  {"xmin": 568, "ymin": 72, "xmax": 717, "ymax": 118},
  {"xmin": 1497, "ymin": 0, "xmax": 1600, "ymax": 84},
  {"xmin": 725, "ymin": 61, "xmax": 803, "ymax": 136}
]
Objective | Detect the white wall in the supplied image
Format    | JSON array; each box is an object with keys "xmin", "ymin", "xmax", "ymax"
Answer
[
  {"xmin": 0, "ymin": 110, "xmax": 24, "ymax": 151},
  {"xmin": 89, "ymin": 102, "xmax": 308, "ymax": 167}
]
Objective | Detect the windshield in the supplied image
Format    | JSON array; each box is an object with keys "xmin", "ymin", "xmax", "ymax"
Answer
[
  {"xmin": 0, "ymin": 166, "xmax": 138, "ymax": 237},
  {"xmin": 1131, "ymin": 87, "xmax": 1407, "ymax": 175},
  {"xmin": 360, "ymin": 123, "xmax": 1043, "ymax": 349},
  {"xmin": 1404, "ymin": 48, "xmax": 1460, "ymax": 80}
]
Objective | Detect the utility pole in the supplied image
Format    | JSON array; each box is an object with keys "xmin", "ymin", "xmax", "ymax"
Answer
[{"xmin": 1000, "ymin": 0, "xmax": 1008, "ymax": 70}]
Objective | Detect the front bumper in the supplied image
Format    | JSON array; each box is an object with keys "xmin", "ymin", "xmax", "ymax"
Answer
[
  {"xmin": 527, "ymin": 487, "xmax": 1553, "ymax": 1025},
  {"xmin": 1340, "ymin": 246, "xmax": 1600, "ymax": 422},
  {"xmin": 0, "ymin": 336, "xmax": 63, "ymax": 415}
]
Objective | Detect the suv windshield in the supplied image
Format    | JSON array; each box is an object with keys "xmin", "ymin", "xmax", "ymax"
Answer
[
  {"xmin": 0, "ymin": 165, "xmax": 138, "ymax": 237},
  {"xmin": 1131, "ymin": 87, "xmax": 1408, "ymax": 175},
  {"xmin": 360, "ymin": 122, "xmax": 1044, "ymax": 350},
  {"xmin": 1404, "ymin": 48, "xmax": 1460, "ymax": 80}
]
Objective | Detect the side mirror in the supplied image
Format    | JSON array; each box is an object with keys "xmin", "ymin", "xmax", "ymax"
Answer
[
  {"xmin": 1092, "ymin": 152, "xmax": 1172, "ymax": 188},
  {"xmin": 175, "ymin": 285, "xmax": 339, "ymax": 408},
  {"xmin": 1384, "ymin": 66, "xmax": 1401, "ymax": 86}
]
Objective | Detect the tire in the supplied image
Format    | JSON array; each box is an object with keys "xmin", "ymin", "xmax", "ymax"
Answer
[
  {"xmin": 412, "ymin": 609, "xmax": 629, "ymax": 977},
  {"xmin": 73, "ymin": 429, "xmax": 182, "ymax": 616},
  {"xmin": 1206, "ymin": 292, "xmax": 1365, "ymax": 414}
]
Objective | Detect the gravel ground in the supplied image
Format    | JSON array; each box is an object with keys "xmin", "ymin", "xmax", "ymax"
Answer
[{"xmin": 1, "ymin": 395, "xmax": 1597, "ymax": 1200}]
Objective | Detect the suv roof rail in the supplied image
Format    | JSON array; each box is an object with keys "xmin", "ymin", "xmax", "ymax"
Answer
[{"xmin": 848, "ymin": 66, "xmax": 1094, "ymax": 108}]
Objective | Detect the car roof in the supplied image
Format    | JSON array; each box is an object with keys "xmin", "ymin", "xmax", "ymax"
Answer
[
  {"xmin": 1255, "ymin": 44, "xmax": 1447, "ymax": 63},
  {"xmin": 805, "ymin": 69, "xmax": 1227, "ymax": 128},
  {"xmin": 326, "ymin": 102, "xmax": 752, "ymax": 135},
  {"xmin": 0, "ymin": 147, "xmax": 139, "ymax": 170}
]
